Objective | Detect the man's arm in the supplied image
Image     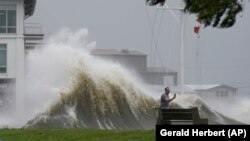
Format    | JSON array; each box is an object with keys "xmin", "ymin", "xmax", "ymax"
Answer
[{"xmin": 164, "ymin": 94, "xmax": 176, "ymax": 102}]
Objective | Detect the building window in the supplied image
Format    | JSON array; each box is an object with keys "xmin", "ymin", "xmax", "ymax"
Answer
[
  {"xmin": 0, "ymin": 5, "xmax": 16, "ymax": 33},
  {"xmin": 222, "ymin": 91, "xmax": 225, "ymax": 97},
  {"xmin": 225, "ymin": 91, "xmax": 228, "ymax": 97},
  {"xmin": 216, "ymin": 91, "xmax": 220, "ymax": 97},
  {"xmin": 0, "ymin": 44, "xmax": 7, "ymax": 73}
]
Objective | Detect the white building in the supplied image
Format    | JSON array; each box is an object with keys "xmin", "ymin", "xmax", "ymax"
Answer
[
  {"xmin": 0, "ymin": 0, "xmax": 39, "ymax": 108},
  {"xmin": 185, "ymin": 84, "xmax": 237, "ymax": 100}
]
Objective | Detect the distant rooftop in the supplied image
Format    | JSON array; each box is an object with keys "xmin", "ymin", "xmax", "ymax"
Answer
[
  {"xmin": 91, "ymin": 48, "xmax": 146, "ymax": 56},
  {"xmin": 24, "ymin": 0, "xmax": 36, "ymax": 18},
  {"xmin": 185, "ymin": 84, "xmax": 237, "ymax": 91}
]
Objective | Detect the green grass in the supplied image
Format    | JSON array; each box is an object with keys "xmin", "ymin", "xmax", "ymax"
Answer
[{"xmin": 0, "ymin": 129, "xmax": 155, "ymax": 141}]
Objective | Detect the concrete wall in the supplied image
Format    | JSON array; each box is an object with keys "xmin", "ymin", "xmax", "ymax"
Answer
[
  {"xmin": 96, "ymin": 54, "xmax": 147, "ymax": 72},
  {"xmin": 140, "ymin": 72, "xmax": 165, "ymax": 85}
]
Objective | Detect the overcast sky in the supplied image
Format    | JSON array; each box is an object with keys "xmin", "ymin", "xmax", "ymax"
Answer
[{"xmin": 26, "ymin": 0, "xmax": 250, "ymax": 95}]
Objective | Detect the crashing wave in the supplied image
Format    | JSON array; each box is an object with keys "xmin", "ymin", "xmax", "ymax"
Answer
[
  {"xmin": 23, "ymin": 29, "xmax": 243, "ymax": 129},
  {"xmin": 174, "ymin": 95, "xmax": 243, "ymax": 124},
  {"xmin": 24, "ymin": 60, "xmax": 157, "ymax": 129}
]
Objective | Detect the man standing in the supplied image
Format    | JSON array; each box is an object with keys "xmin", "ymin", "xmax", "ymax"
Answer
[{"xmin": 160, "ymin": 87, "xmax": 176, "ymax": 109}]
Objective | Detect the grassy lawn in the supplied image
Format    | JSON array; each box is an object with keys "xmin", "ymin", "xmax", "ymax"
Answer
[{"xmin": 0, "ymin": 129, "xmax": 155, "ymax": 141}]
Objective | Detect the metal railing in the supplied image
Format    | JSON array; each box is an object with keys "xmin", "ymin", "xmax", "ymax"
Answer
[{"xmin": 24, "ymin": 23, "xmax": 43, "ymax": 35}]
